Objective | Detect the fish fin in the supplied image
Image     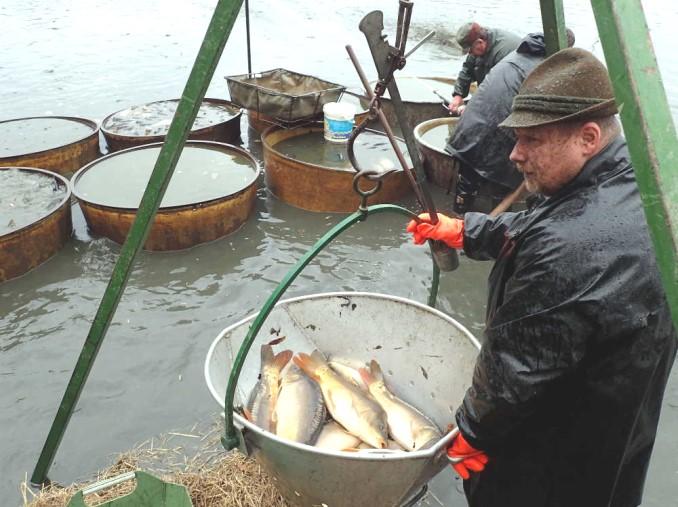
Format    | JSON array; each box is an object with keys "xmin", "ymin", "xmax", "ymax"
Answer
[
  {"xmin": 369, "ymin": 359, "xmax": 385, "ymax": 382},
  {"xmin": 261, "ymin": 344, "xmax": 274, "ymax": 366},
  {"xmin": 342, "ymin": 447, "xmax": 360, "ymax": 452},
  {"xmin": 293, "ymin": 353, "xmax": 321, "ymax": 381},
  {"xmin": 272, "ymin": 349, "xmax": 293, "ymax": 372},
  {"xmin": 243, "ymin": 407, "xmax": 253, "ymax": 422},
  {"xmin": 310, "ymin": 349, "xmax": 328, "ymax": 365},
  {"xmin": 358, "ymin": 366, "xmax": 375, "ymax": 387},
  {"xmin": 267, "ymin": 335, "xmax": 286, "ymax": 347}
]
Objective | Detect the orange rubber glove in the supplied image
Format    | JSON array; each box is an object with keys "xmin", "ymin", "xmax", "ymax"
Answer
[
  {"xmin": 406, "ymin": 213, "xmax": 464, "ymax": 249},
  {"xmin": 447, "ymin": 432, "xmax": 489, "ymax": 480}
]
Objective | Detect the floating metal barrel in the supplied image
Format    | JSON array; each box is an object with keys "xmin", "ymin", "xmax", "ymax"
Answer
[
  {"xmin": 0, "ymin": 167, "xmax": 72, "ymax": 282},
  {"xmin": 414, "ymin": 117, "xmax": 460, "ymax": 191},
  {"xmin": 0, "ymin": 116, "xmax": 100, "ymax": 176},
  {"xmin": 205, "ymin": 292, "xmax": 481, "ymax": 507},
  {"xmin": 359, "ymin": 77, "xmax": 475, "ymax": 132},
  {"xmin": 262, "ymin": 124, "xmax": 412, "ymax": 212},
  {"xmin": 101, "ymin": 98, "xmax": 242, "ymax": 152},
  {"xmin": 71, "ymin": 141, "xmax": 259, "ymax": 251}
]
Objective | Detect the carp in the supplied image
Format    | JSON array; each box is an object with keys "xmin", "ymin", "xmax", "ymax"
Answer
[
  {"xmin": 360, "ymin": 359, "xmax": 442, "ymax": 450},
  {"xmin": 294, "ymin": 350, "xmax": 388, "ymax": 449},
  {"xmin": 274, "ymin": 364, "xmax": 326, "ymax": 444}
]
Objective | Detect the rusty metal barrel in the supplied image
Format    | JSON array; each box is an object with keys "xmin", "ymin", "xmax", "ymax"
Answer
[
  {"xmin": 0, "ymin": 116, "xmax": 100, "ymax": 176},
  {"xmin": 101, "ymin": 98, "xmax": 242, "ymax": 152},
  {"xmin": 414, "ymin": 117, "xmax": 460, "ymax": 191},
  {"xmin": 71, "ymin": 141, "xmax": 259, "ymax": 251},
  {"xmin": 262, "ymin": 124, "xmax": 412, "ymax": 212},
  {"xmin": 0, "ymin": 167, "xmax": 72, "ymax": 282}
]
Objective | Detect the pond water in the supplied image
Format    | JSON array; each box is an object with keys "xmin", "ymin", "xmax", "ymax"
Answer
[
  {"xmin": 273, "ymin": 130, "xmax": 410, "ymax": 172},
  {"xmin": 0, "ymin": 118, "xmax": 95, "ymax": 158},
  {"xmin": 73, "ymin": 145, "xmax": 257, "ymax": 208},
  {"xmin": 1, "ymin": 1, "xmax": 676, "ymax": 506}
]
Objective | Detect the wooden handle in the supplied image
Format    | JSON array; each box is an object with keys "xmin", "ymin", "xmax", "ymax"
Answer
[{"xmin": 489, "ymin": 181, "xmax": 529, "ymax": 217}]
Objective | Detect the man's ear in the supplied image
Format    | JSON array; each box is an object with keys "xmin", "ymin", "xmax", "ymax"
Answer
[{"xmin": 580, "ymin": 122, "xmax": 602, "ymax": 156}]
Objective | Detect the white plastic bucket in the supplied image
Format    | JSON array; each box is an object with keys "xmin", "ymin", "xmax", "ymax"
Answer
[{"xmin": 323, "ymin": 102, "xmax": 355, "ymax": 143}]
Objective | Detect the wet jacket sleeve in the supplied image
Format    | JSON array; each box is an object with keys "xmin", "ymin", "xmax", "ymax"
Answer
[
  {"xmin": 454, "ymin": 55, "xmax": 477, "ymax": 97},
  {"xmin": 462, "ymin": 211, "xmax": 522, "ymax": 261},
  {"xmin": 456, "ymin": 225, "xmax": 594, "ymax": 451}
]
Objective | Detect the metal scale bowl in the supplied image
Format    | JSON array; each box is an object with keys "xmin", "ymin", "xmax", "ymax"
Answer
[{"xmin": 205, "ymin": 291, "xmax": 480, "ymax": 507}]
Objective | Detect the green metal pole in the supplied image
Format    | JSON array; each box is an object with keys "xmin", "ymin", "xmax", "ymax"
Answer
[
  {"xmin": 222, "ymin": 204, "xmax": 440, "ymax": 450},
  {"xmin": 31, "ymin": 0, "xmax": 244, "ymax": 486},
  {"xmin": 590, "ymin": 0, "xmax": 678, "ymax": 329},
  {"xmin": 539, "ymin": 0, "xmax": 567, "ymax": 55}
]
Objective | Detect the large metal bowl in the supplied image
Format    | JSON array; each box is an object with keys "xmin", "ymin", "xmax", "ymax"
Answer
[{"xmin": 205, "ymin": 292, "xmax": 480, "ymax": 507}]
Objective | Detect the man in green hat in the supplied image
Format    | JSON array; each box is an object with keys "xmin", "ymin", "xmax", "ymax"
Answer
[
  {"xmin": 449, "ymin": 22, "xmax": 521, "ymax": 114},
  {"xmin": 408, "ymin": 48, "xmax": 677, "ymax": 506}
]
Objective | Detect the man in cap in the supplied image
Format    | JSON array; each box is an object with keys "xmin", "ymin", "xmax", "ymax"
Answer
[
  {"xmin": 449, "ymin": 22, "xmax": 521, "ymax": 114},
  {"xmin": 446, "ymin": 29, "xmax": 576, "ymax": 213},
  {"xmin": 408, "ymin": 48, "xmax": 677, "ymax": 506}
]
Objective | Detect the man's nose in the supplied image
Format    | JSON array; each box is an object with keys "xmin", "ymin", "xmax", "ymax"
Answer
[{"xmin": 509, "ymin": 142, "xmax": 524, "ymax": 164}]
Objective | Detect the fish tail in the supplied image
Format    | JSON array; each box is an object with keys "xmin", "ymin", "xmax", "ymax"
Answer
[
  {"xmin": 272, "ymin": 350, "xmax": 293, "ymax": 372},
  {"xmin": 261, "ymin": 344, "xmax": 274, "ymax": 365},
  {"xmin": 293, "ymin": 352, "xmax": 323, "ymax": 381},
  {"xmin": 369, "ymin": 360, "xmax": 385, "ymax": 382},
  {"xmin": 359, "ymin": 366, "xmax": 376, "ymax": 387}
]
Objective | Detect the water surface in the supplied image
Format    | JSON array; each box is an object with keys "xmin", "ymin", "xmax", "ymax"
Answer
[
  {"xmin": 0, "ymin": 118, "xmax": 94, "ymax": 158},
  {"xmin": 1, "ymin": 1, "xmax": 676, "ymax": 506},
  {"xmin": 0, "ymin": 169, "xmax": 68, "ymax": 235},
  {"xmin": 74, "ymin": 145, "xmax": 257, "ymax": 208}
]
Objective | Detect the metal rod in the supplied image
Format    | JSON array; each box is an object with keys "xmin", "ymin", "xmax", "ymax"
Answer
[
  {"xmin": 590, "ymin": 0, "xmax": 678, "ymax": 329},
  {"xmin": 245, "ymin": 0, "xmax": 252, "ymax": 75},
  {"xmin": 346, "ymin": 44, "xmax": 427, "ymax": 208},
  {"xmin": 404, "ymin": 30, "xmax": 436, "ymax": 59},
  {"xmin": 398, "ymin": 0, "xmax": 413, "ymax": 54},
  {"xmin": 30, "ymin": 0, "xmax": 245, "ymax": 487},
  {"xmin": 539, "ymin": 0, "xmax": 568, "ymax": 56}
]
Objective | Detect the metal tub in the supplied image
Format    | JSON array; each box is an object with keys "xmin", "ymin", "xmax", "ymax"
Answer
[
  {"xmin": 205, "ymin": 292, "xmax": 480, "ymax": 507},
  {"xmin": 0, "ymin": 167, "xmax": 72, "ymax": 282},
  {"xmin": 358, "ymin": 77, "xmax": 476, "ymax": 132},
  {"xmin": 71, "ymin": 141, "xmax": 259, "ymax": 251},
  {"xmin": 262, "ymin": 124, "xmax": 412, "ymax": 212},
  {"xmin": 0, "ymin": 116, "xmax": 100, "ymax": 176},
  {"xmin": 414, "ymin": 117, "xmax": 460, "ymax": 191},
  {"xmin": 101, "ymin": 98, "xmax": 242, "ymax": 152}
]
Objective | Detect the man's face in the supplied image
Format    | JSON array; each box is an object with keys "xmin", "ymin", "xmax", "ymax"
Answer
[
  {"xmin": 509, "ymin": 124, "xmax": 589, "ymax": 196},
  {"xmin": 468, "ymin": 39, "xmax": 487, "ymax": 57}
]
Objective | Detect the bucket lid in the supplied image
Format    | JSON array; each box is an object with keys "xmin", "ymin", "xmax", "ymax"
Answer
[{"xmin": 323, "ymin": 101, "xmax": 356, "ymax": 120}]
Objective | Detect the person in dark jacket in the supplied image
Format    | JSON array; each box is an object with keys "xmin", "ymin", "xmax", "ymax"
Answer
[
  {"xmin": 446, "ymin": 32, "xmax": 550, "ymax": 213},
  {"xmin": 449, "ymin": 22, "xmax": 521, "ymax": 114},
  {"xmin": 407, "ymin": 48, "xmax": 677, "ymax": 506}
]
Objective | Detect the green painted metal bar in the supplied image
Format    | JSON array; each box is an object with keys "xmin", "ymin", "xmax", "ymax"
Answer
[
  {"xmin": 222, "ymin": 204, "xmax": 440, "ymax": 450},
  {"xmin": 590, "ymin": 0, "xmax": 678, "ymax": 329},
  {"xmin": 539, "ymin": 0, "xmax": 567, "ymax": 55},
  {"xmin": 31, "ymin": 0, "xmax": 245, "ymax": 486}
]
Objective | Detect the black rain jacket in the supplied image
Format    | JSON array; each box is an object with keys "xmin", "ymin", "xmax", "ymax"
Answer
[
  {"xmin": 446, "ymin": 34, "xmax": 546, "ymax": 192},
  {"xmin": 455, "ymin": 136, "xmax": 677, "ymax": 507}
]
